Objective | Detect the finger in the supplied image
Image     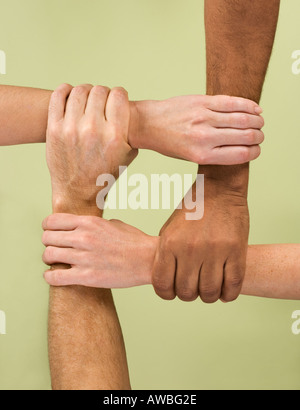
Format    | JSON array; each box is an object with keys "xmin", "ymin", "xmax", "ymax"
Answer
[
  {"xmin": 205, "ymin": 95, "xmax": 262, "ymax": 115},
  {"xmin": 175, "ymin": 257, "xmax": 200, "ymax": 302},
  {"xmin": 199, "ymin": 259, "xmax": 224, "ymax": 304},
  {"xmin": 44, "ymin": 267, "xmax": 81, "ymax": 287},
  {"xmin": 208, "ymin": 145, "xmax": 261, "ymax": 166},
  {"xmin": 48, "ymin": 83, "xmax": 73, "ymax": 123},
  {"xmin": 42, "ymin": 214, "xmax": 82, "ymax": 231},
  {"xmin": 221, "ymin": 257, "xmax": 246, "ymax": 303},
  {"xmin": 105, "ymin": 87, "xmax": 130, "ymax": 128},
  {"xmin": 212, "ymin": 129, "xmax": 264, "ymax": 147},
  {"xmin": 84, "ymin": 85, "xmax": 111, "ymax": 121},
  {"xmin": 152, "ymin": 242, "xmax": 176, "ymax": 301},
  {"xmin": 42, "ymin": 246, "xmax": 81, "ymax": 266},
  {"xmin": 64, "ymin": 84, "xmax": 93, "ymax": 121},
  {"xmin": 42, "ymin": 230, "xmax": 75, "ymax": 248},
  {"xmin": 211, "ymin": 111, "xmax": 264, "ymax": 130}
]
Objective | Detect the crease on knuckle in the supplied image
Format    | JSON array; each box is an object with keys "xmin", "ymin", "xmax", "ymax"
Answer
[
  {"xmin": 153, "ymin": 277, "xmax": 173, "ymax": 294},
  {"xmin": 177, "ymin": 286, "xmax": 197, "ymax": 302},
  {"xmin": 200, "ymin": 284, "xmax": 220, "ymax": 303},
  {"xmin": 239, "ymin": 113, "xmax": 249, "ymax": 128}
]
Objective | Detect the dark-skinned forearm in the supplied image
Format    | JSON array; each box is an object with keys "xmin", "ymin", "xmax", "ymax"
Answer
[{"xmin": 201, "ymin": 0, "xmax": 280, "ymax": 184}]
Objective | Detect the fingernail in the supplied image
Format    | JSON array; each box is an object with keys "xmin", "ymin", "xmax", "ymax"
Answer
[{"xmin": 255, "ymin": 106, "xmax": 263, "ymax": 114}]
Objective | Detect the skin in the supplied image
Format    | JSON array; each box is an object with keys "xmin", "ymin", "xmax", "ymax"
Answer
[
  {"xmin": 46, "ymin": 83, "xmax": 137, "ymax": 390},
  {"xmin": 151, "ymin": 0, "xmax": 281, "ymax": 304},
  {"xmin": 41, "ymin": 214, "xmax": 300, "ymax": 301},
  {"xmin": 0, "ymin": 85, "xmax": 263, "ymax": 390},
  {"xmin": 0, "ymin": 85, "xmax": 264, "ymax": 165}
]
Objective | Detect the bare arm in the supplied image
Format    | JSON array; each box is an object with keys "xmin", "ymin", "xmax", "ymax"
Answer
[
  {"xmin": 42, "ymin": 215, "xmax": 300, "ymax": 301},
  {"xmin": 201, "ymin": 0, "xmax": 281, "ymax": 297},
  {"xmin": 242, "ymin": 245, "xmax": 300, "ymax": 300},
  {"xmin": 0, "ymin": 85, "xmax": 264, "ymax": 168},
  {"xmin": 46, "ymin": 84, "xmax": 137, "ymax": 390},
  {"xmin": 0, "ymin": 85, "xmax": 51, "ymax": 145}
]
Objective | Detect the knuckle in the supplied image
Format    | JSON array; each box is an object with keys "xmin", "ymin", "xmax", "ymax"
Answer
[
  {"xmin": 238, "ymin": 113, "xmax": 249, "ymax": 128},
  {"xmin": 153, "ymin": 277, "xmax": 173, "ymax": 294},
  {"xmin": 80, "ymin": 215, "xmax": 94, "ymax": 228},
  {"xmin": 42, "ymin": 231, "xmax": 49, "ymax": 245},
  {"xmin": 50, "ymin": 270, "xmax": 63, "ymax": 287},
  {"xmin": 227, "ymin": 275, "xmax": 243, "ymax": 289},
  {"xmin": 222, "ymin": 293, "xmax": 239, "ymax": 303},
  {"xmin": 94, "ymin": 85, "xmax": 110, "ymax": 94},
  {"xmin": 58, "ymin": 83, "xmax": 72, "ymax": 92},
  {"xmin": 80, "ymin": 232, "xmax": 93, "ymax": 246},
  {"xmin": 47, "ymin": 122, "xmax": 61, "ymax": 138},
  {"xmin": 72, "ymin": 85, "xmax": 87, "ymax": 96},
  {"xmin": 198, "ymin": 150, "xmax": 212, "ymax": 164},
  {"xmin": 259, "ymin": 131, "xmax": 265, "ymax": 143},
  {"xmin": 245, "ymin": 130, "xmax": 256, "ymax": 145},
  {"xmin": 111, "ymin": 86, "xmax": 127, "ymax": 96},
  {"xmin": 52, "ymin": 84, "xmax": 71, "ymax": 99},
  {"xmin": 161, "ymin": 234, "xmax": 176, "ymax": 251},
  {"xmin": 259, "ymin": 116, "xmax": 265, "ymax": 128},
  {"xmin": 43, "ymin": 247, "xmax": 53, "ymax": 264},
  {"xmin": 64, "ymin": 123, "xmax": 77, "ymax": 139},
  {"xmin": 238, "ymin": 147, "xmax": 251, "ymax": 163},
  {"xmin": 81, "ymin": 122, "xmax": 99, "ymax": 139},
  {"xmin": 224, "ymin": 96, "xmax": 235, "ymax": 111},
  {"xmin": 177, "ymin": 287, "xmax": 198, "ymax": 302},
  {"xmin": 184, "ymin": 240, "xmax": 198, "ymax": 255},
  {"xmin": 200, "ymin": 284, "xmax": 220, "ymax": 303}
]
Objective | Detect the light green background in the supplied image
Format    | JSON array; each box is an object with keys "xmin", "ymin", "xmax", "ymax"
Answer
[{"xmin": 0, "ymin": 0, "xmax": 299, "ymax": 390}]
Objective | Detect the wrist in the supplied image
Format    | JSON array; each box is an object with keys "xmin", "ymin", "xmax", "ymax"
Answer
[
  {"xmin": 199, "ymin": 164, "xmax": 249, "ymax": 197},
  {"xmin": 52, "ymin": 195, "xmax": 102, "ymax": 217},
  {"xmin": 129, "ymin": 100, "xmax": 158, "ymax": 151},
  {"xmin": 128, "ymin": 101, "xmax": 141, "ymax": 149}
]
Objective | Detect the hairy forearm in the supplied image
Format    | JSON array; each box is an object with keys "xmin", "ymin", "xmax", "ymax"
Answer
[
  {"xmin": 202, "ymin": 0, "xmax": 280, "ymax": 182},
  {"xmin": 0, "ymin": 85, "xmax": 51, "ymax": 145},
  {"xmin": 0, "ymin": 85, "xmax": 139, "ymax": 147},
  {"xmin": 49, "ymin": 206, "xmax": 131, "ymax": 390}
]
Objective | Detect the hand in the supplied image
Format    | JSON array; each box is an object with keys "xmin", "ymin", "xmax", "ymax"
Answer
[
  {"xmin": 130, "ymin": 95, "xmax": 264, "ymax": 165},
  {"xmin": 151, "ymin": 177, "xmax": 249, "ymax": 303},
  {"xmin": 42, "ymin": 214, "xmax": 156, "ymax": 288},
  {"xmin": 46, "ymin": 83, "xmax": 138, "ymax": 214}
]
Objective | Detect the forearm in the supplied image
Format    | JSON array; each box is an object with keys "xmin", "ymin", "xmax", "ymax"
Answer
[
  {"xmin": 202, "ymin": 0, "xmax": 280, "ymax": 183},
  {"xmin": 242, "ymin": 245, "xmax": 300, "ymax": 300},
  {"xmin": 0, "ymin": 85, "xmax": 139, "ymax": 148},
  {"xmin": 0, "ymin": 85, "xmax": 51, "ymax": 145},
  {"xmin": 146, "ymin": 242, "xmax": 300, "ymax": 300},
  {"xmin": 49, "ymin": 207, "xmax": 130, "ymax": 390}
]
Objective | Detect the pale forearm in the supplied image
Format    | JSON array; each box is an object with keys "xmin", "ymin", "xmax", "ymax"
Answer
[
  {"xmin": 242, "ymin": 245, "xmax": 300, "ymax": 300},
  {"xmin": 146, "ymin": 243, "xmax": 300, "ymax": 300},
  {"xmin": 147, "ymin": 243, "xmax": 300, "ymax": 300}
]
